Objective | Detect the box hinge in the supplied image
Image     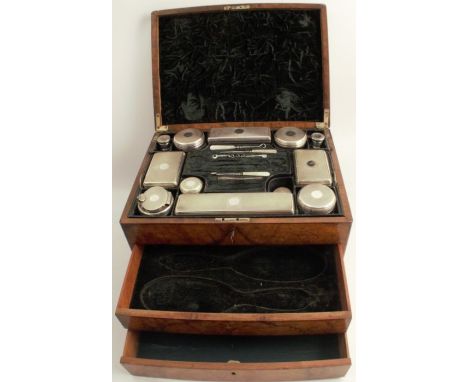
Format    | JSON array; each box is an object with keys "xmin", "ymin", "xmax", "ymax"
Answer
[
  {"xmin": 316, "ymin": 109, "xmax": 330, "ymax": 129},
  {"xmin": 215, "ymin": 217, "xmax": 251, "ymax": 222},
  {"xmin": 155, "ymin": 113, "xmax": 168, "ymax": 132},
  {"xmin": 224, "ymin": 5, "xmax": 250, "ymax": 11}
]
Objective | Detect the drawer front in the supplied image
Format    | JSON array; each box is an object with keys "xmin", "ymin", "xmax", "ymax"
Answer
[
  {"xmin": 121, "ymin": 220, "xmax": 352, "ymax": 248},
  {"xmin": 116, "ymin": 244, "xmax": 351, "ymax": 336},
  {"xmin": 120, "ymin": 331, "xmax": 351, "ymax": 381}
]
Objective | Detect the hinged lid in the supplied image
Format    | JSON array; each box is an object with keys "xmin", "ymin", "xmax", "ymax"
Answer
[{"xmin": 151, "ymin": 3, "xmax": 330, "ymax": 131}]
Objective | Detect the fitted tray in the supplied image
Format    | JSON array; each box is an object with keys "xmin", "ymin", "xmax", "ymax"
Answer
[
  {"xmin": 120, "ymin": 129, "xmax": 352, "ymax": 247},
  {"xmin": 121, "ymin": 330, "xmax": 351, "ymax": 381},
  {"xmin": 116, "ymin": 244, "xmax": 351, "ymax": 335}
]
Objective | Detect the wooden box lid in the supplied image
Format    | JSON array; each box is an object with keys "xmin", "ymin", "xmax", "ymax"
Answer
[{"xmin": 151, "ymin": 3, "xmax": 330, "ymax": 131}]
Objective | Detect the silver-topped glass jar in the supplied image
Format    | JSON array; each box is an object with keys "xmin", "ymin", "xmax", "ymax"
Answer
[
  {"xmin": 173, "ymin": 128, "xmax": 205, "ymax": 151},
  {"xmin": 274, "ymin": 127, "xmax": 307, "ymax": 148},
  {"xmin": 179, "ymin": 177, "xmax": 204, "ymax": 194},
  {"xmin": 137, "ymin": 186, "xmax": 174, "ymax": 216},
  {"xmin": 297, "ymin": 184, "xmax": 336, "ymax": 215},
  {"xmin": 310, "ymin": 132, "xmax": 326, "ymax": 148}
]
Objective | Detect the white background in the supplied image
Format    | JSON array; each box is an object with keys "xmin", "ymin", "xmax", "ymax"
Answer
[
  {"xmin": 112, "ymin": 1, "xmax": 355, "ymax": 381},
  {"xmin": 0, "ymin": 1, "xmax": 467, "ymax": 382}
]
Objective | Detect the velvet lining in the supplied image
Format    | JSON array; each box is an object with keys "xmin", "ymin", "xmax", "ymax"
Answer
[
  {"xmin": 158, "ymin": 10, "xmax": 324, "ymax": 125},
  {"xmin": 181, "ymin": 143, "xmax": 291, "ymax": 192},
  {"xmin": 130, "ymin": 245, "xmax": 341, "ymax": 313},
  {"xmin": 137, "ymin": 332, "xmax": 342, "ymax": 362}
]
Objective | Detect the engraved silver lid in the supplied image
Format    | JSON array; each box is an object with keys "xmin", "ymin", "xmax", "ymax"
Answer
[
  {"xmin": 137, "ymin": 186, "xmax": 174, "ymax": 216},
  {"xmin": 274, "ymin": 127, "xmax": 307, "ymax": 148},
  {"xmin": 180, "ymin": 177, "xmax": 204, "ymax": 194},
  {"xmin": 297, "ymin": 184, "xmax": 336, "ymax": 215},
  {"xmin": 173, "ymin": 128, "xmax": 205, "ymax": 151}
]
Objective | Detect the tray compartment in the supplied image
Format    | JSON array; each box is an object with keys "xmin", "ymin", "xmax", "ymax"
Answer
[
  {"xmin": 121, "ymin": 330, "xmax": 351, "ymax": 381},
  {"xmin": 116, "ymin": 244, "xmax": 351, "ymax": 335}
]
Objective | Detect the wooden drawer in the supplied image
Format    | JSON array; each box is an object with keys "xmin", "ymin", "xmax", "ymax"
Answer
[
  {"xmin": 120, "ymin": 330, "xmax": 351, "ymax": 381},
  {"xmin": 116, "ymin": 244, "xmax": 351, "ymax": 335}
]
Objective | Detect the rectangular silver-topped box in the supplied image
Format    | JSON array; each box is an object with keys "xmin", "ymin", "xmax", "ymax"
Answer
[
  {"xmin": 208, "ymin": 127, "xmax": 271, "ymax": 143},
  {"xmin": 175, "ymin": 192, "xmax": 295, "ymax": 216},
  {"xmin": 143, "ymin": 151, "xmax": 185, "ymax": 189},
  {"xmin": 294, "ymin": 149, "xmax": 333, "ymax": 186}
]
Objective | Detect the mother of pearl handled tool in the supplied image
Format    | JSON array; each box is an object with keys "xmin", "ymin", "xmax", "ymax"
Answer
[
  {"xmin": 211, "ymin": 171, "xmax": 270, "ymax": 177},
  {"xmin": 210, "ymin": 144, "xmax": 267, "ymax": 150},
  {"xmin": 219, "ymin": 149, "xmax": 277, "ymax": 154},
  {"xmin": 212, "ymin": 153, "xmax": 267, "ymax": 159}
]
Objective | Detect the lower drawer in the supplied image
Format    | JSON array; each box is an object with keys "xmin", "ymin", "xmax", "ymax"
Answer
[
  {"xmin": 116, "ymin": 244, "xmax": 351, "ymax": 335},
  {"xmin": 121, "ymin": 330, "xmax": 351, "ymax": 381}
]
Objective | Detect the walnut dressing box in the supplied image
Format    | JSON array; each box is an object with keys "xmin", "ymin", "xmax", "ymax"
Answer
[{"xmin": 116, "ymin": 3, "xmax": 353, "ymax": 381}]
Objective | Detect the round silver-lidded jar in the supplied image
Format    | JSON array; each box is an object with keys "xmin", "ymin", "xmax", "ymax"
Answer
[
  {"xmin": 297, "ymin": 184, "xmax": 336, "ymax": 215},
  {"xmin": 274, "ymin": 127, "xmax": 307, "ymax": 148},
  {"xmin": 180, "ymin": 177, "xmax": 204, "ymax": 194},
  {"xmin": 173, "ymin": 128, "xmax": 205, "ymax": 151},
  {"xmin": 156, "ymin": 134, "xmax": 171, "ymax": 151},
  {"xmin": 310, "ymin": 132, "xmax": 326, "ymax": 148},
  {"xmin": 137, "ymin": 186, "xmax": 174, "ymax": 216}
]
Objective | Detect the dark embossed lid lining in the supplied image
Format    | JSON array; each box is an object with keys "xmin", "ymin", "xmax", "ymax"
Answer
[{"xmin": 157, "ymin": 9, "xmax": 325, "ymax": 125}]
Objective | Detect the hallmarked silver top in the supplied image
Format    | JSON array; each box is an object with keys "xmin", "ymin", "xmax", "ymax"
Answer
[
  {"xmin": 173, "ymin": 128, "xmax": 205, "ymax": 151},
  {"xmin": 310, "ymin": 132, "xmax": 325, "ymax": 148},
  {"xmin": 143, "ymin": 151, "xmax": 185, "ymax": 188},
  {"xmin": 137, "ymin": 186, "xmax": 174, "ymax": 216},
  {"xmin": 156, "ymin": 134, "xmax": 171, "ymax": 144},
  {"xmin": 208, "ymin": 127, "xmax": 271, "ymax": 143},
  {"xmin": 297, "ymin": 184, "xmax": 336, "ymax": 215},
  {"xmin": 179, "ymin": 177, "xmax": 204, "ymax": 194},
  {"xmin": 175, "ymin": 192, "xmax": 295, "ymax": 216},
  {"xmin": 274, "ymin": 127, "xmax": 307, "ymax": 148},
  {"xmin": 294, "ymin": 149, "xmax": 332, "ymax": 186}
]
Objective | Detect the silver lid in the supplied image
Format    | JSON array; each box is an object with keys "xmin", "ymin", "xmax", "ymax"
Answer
[
  {"xmin": 274, "ymin": 127, "xmax": 307, "ymax": 148},
  {"xmin": 310, "ymin": 132, "xmax": 325, "ymax": 148},
  {"xmin": 137, "ymin": 186, "xmax": 174, "ymax": 216},
  {"xmin": 273, "ymin": 187, "xmax": 292, "ymax": 193},
  {"xmin": 297, "ymin": 184, "xmax": 336, "ymax": 215},
  {"xmin": 173, "ymin": 128, "xmax": 205, "ymax": 151},
  {"xmin": 180, "ymin": 177, "xmax": 204, "ymax": 194},
  {"xmin": 157, "ymin": 134, "xmax": 171, "ymax": 144}
]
